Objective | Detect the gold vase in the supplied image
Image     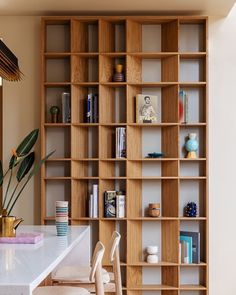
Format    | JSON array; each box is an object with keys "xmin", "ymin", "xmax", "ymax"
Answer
[{"xmin": 0, "ymin": 211, "xmax": 23, "ymax": 237}]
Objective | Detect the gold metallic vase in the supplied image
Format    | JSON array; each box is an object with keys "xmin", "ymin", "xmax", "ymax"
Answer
[{"xmin": 0, "ymin": 214, "xmax": 23, "ymax": 237}]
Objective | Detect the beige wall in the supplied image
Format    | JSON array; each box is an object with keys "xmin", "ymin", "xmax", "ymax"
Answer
[
  {"xmin": 1, "ymin": 9, "xmax": 236, "ymax": 293},
  {"xmin": 0, "ymin": 16, "xmax": 41, "ymax": 224}
]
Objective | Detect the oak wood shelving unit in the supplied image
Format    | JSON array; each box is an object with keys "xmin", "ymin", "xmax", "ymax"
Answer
[{"xmin": 41, "ymin": 16, "xmax": 208, "ymax": 295}]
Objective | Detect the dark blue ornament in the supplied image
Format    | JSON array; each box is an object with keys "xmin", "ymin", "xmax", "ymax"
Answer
[{"xmin": 184, "ymin": 202, "xmax": 197, "ymax": 217}]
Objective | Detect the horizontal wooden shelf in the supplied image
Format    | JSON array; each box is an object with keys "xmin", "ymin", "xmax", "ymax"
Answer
[
  {"xmin": 44, "ymin": 52, "xmax": 71, "ymax": 58},
  {"xmin": 129, "ymin": 52, "xmax": 178, "ymax": 58},
  {"xmin": 129, "ymin": 261, "xmax": 178, "ymax": 266},
  {"xmin": 129, "ymin": 82, "xmax": 177, "ymax": 87},
  {"xmin": 46, "ymin": 158, "xmax": 72, "ymax": 161},
  {"xmin": 101, "ymin": 52, "xmax": 127, "ymax": 57},
  {"xmin": 44, "ymin": 82, "xmax": 71, "ymax": 87},
  {"xmin": 44, "ymin": 123, "xmax": 71, "ymax": 127},
  {"xmin": 100, "ymin": 82, "xmax": 127, "ymax": 87},
  {"xmin": 128, "ymin": 217, "xmax": 206, "ymax": 221},
  {"xmin": 100, "ymin": 158, "xmax": 127, "ymax": 161},
  {"xmin": 128, "ymin": 284, "xmax": 178, "ymax": 291},
  {"xmin": 44, "ymin": 177, "xmax": 71, "ymax": 180},
  {"xmin": 179, "ymin": 82, "xmax": 207, "ymax": 87},
  {"xmin": 180, "ymin": 52, "xmax": 207, "ymax": 58},
  {"xmin": 72, "ymin": 52, "xmax": 99, "ymax": 57},
  {"xmin": 179, "ymin": 284, "xmax": 207, "ymax": 290},
  {"xmin": 72, "ymin": 82, "xmax": 99, "ymax": 86}
]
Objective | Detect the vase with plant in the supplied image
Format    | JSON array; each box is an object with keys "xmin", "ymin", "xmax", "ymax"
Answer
[{"xmin": 0, "ymin": 129, "xmax": 54, "ymax": 237}]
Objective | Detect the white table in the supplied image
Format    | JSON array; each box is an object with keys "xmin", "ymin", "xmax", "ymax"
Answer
[{"xmin": 0, "ymin": 225, "xmax": 90, "ymax": 295}]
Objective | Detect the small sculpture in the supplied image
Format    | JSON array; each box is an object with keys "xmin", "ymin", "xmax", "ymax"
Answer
[
  {"xmin": 185, "ymin": 133, "xmax": 199, "ymax": 159},
  {"xmin": 146, "ymin": 152, "xmax": 164, "ymax": 158},
  {"xmin": 146, "ymin": 246, "xmax": 158, "ymax": 263},
  {"xmin": 50, "ymin": 106, "xmax": 60, "ymax": 123},
  {"xmin": 148, "ymin": 203, "xmax": 160, "ymax": 217},
  {"xmin": 113, "ymin": 64, "xmax": 125, "ymax": 82},
  {"xmin": 184, "ymin": 202, "xmax": 197, "ymax": 217}
]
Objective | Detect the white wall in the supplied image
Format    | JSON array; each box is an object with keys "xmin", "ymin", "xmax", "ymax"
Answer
[
  {"xmin": 1, "ymin": 9, "xmax": 236, "ymax": 293},
  {"xmin": 209, "ymin": 5, "xmax": 236, "ymax": 294},
  {"xmin": 0, "ymin": 16, "xmax": 41, "ymax": 224}
]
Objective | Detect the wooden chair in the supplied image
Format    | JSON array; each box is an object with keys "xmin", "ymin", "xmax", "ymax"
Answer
[
  {"xmin": 52, "ymin": 231, "xmax": 122, "ymax": 295},
  {"xmin": 33, "ymin": 241, "xmax": 105, "ymax": 295}
]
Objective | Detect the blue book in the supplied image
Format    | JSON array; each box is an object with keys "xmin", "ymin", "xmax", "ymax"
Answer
[{"xmin": 180, "ymin": 235, "xmax": 192, "ymax": 263}]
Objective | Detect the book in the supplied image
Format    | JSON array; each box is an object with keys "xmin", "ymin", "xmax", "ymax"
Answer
[
  {"xmin": 180, "ymin": 231, "xmax": 200, "ymax": 264},
  {"xmin": 136, "ymin": 94, "xmax": 158, "ymax": 123},
  {"xmin": 93, "ymin": 94, "xmax": 98, "ymax": 123},
  {"xmin": 179, "ymin": 90, "xmax": 188, "ymax": 123},
  {"xmin": 180, "ymin": 235, "xmax": 192, "ymax": 263},
  {"xmin": 93, "ymin": 184, "xmax": 98, "ymax": 218},
  {"xmin": 89, "ymin": 194, "xmax": 93, "ymax": 218},
  {"xmin": 116, "ymin": 127, "xmax": 126, "ymax": 158},
  {"xmin": 62, "ymin": 92, "xmax": 71, "ymax": 123},
  {"xmin": 116, "ymin": 194, "xmax": 125, "ymax": 218},
  {"xmin": 86, "ymin": 93, "xmax": 93, "ymax": 123},
  {"xmin": 104, "ymin": 191, "xmax": 116, "ymax": 217},
  {"xmin": 180, "ymin": 240, "xmax": 190, "ymax": 263}
]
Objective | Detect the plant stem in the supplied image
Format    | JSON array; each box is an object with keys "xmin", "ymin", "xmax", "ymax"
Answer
[
  {"xmin": 2, "ymin": 168, "xmax": 13, "ymax": 209},
  {"xmin": 5, "ymin": 182, "xmax": 19, "ymax": 212},
  {"xmin": 8, "ymin": 178, "xmax": 30, "ymax": 216}
]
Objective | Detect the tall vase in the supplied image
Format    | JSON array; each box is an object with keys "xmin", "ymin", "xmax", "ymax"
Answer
[{"xmin": 185, "ymin": 133, "xmax": 199, "ymax": 159}]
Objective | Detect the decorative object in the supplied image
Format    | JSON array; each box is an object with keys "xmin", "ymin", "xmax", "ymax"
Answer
[
  {"xmin": 148, "ymin": 203, "xmax": 160, "ymax": 217},
  {"xmin": 0, "ymin": 232, "xmax": 44, "ymax": 244},
  {"xmin": 179, "ymin": 90, "xmax": 188, "ymax": 123},
  {"xmin": 112, "ymin": 64, "xmax": 125, "ymax": 82},
  {"xmin": 50, "ymin": 106, "xmax": 60, "ymax": 123},
  {"xmin": 185, "ymin": 133, "xmax": 199, "ymax": 159},
  {"xmin": 136, "ymin": 94, "xmax": 158, "ymax": 123},
  {"xmin": 146, "ymin": 245, "xmax": 158, "ymax": 263},
  {"xmin": 0, "ymin": 129, "xmax": 54, "ymax": 237},
  {"xmin": 55, "ymin": 201, "xmax": 68, "ymax": 236},
  {"xmin": 184, "ymin": 202, "xmax": 197, "ymax": 217},
  {"xmin": 146, "ymin": 152, "xmax": 164, "ymax": 158}
]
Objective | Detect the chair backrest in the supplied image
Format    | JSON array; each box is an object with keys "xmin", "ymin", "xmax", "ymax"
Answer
[
  {"xmin": 89, "ymin": 241, "xmax": 105, "ymax": 295},
  {"xmin": 110, "ymin": 231, "xmax": 122, "ymax": 295}
]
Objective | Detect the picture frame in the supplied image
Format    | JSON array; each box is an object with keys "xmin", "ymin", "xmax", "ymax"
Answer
[{"xmin": 136, "ymin": 94, "xmax": 158, "ymax": 123}]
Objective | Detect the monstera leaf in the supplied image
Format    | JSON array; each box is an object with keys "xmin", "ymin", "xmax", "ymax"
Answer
[
  {"xmin": 9, "ymin": 129, "xmax": 39, "ymax": 169},
  {"xmin": 17, "ymin": 152, "xmax": 35, "ymax": 182}
]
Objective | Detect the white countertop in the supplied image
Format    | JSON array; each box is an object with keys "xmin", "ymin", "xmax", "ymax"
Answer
[{"xmin": 0, "ymin": 225, "xmax": 90, "ymax": 294}]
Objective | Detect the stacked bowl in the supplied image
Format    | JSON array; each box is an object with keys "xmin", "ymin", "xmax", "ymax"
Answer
[{"xmin": 55, "ymin": 201, "xmax": 68, "ymax": 236}]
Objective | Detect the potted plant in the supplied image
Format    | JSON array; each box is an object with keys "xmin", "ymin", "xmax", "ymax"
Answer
[{"xmin": 0, "ymin": 129, "xmax": 54, "ymax": 237}]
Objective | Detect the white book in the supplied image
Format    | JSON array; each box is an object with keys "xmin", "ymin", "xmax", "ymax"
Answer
[
  {"xmin": 116, "ymin": 128, "xmax": 120, "ymax": 158},
  {"xmin": 93, "ymin": 184, "xmax": 98, "ymax": 218},
  {"xmin": 62, "ymin": 92, "xmax": 71, "ymax": 123},
  {"xmin": 89, "ymin": 194, "xmax": 93, "ymax": 218},
  {"xmin": 181, "ymin": 241, "xmax": 189, "ymax": 264},
  {"xmin": 116, "ymin": 195, "xmax": 125, "ymax": 218}
]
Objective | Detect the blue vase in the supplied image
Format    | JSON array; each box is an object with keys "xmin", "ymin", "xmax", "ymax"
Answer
[{"xmin": 185, "ymin": 133, "xmax": 199, "ymax": 159}]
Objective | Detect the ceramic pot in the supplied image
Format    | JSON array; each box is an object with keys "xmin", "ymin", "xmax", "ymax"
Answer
[{"xmin": 148, "ymin": 203, "xmax": 160, "ymax": 217}]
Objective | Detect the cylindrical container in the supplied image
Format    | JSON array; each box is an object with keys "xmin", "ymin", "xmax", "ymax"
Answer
[
  {"xmin": 147, "ymin": 254, "xmax": 158, "ymax": 264},
  {"xmin": 146, "ymin": 245, "xmax": 158, "ymax": 255},
  {"xmin": 55, "ymin": 201, "xmax": 68, "ymax": 236},
  {"xmin": 148, "ymin": 203, "xmax": 160, "ymax": 217}
]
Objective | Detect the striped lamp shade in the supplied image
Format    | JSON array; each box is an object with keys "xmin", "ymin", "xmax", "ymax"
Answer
[{"xmin": 0, "ymin": 40, "xmax": 22, "ymax": 81}]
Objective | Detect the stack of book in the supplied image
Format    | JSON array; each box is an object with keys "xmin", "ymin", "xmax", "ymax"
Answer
[
  {"xmin": 86, "ymin": 93, "xmax": 98, "ymax": 123},
  {"xmin": 88, "ymin": 184, "xmax": 98, "ymax": 218},
  {"xmin": 116, "ymin": 127, "xmax": 126, "ymax": 158},
  {"xmin": 179, "ymin": 90, "xmax": 188, "ymax": 123},
  {"xmin": 104, "ymin": 191, "xmax": 125, "ymax": 218},
  {"xmin": 179, "ymin": 231, "xmax": 200, "ymax": 264}
]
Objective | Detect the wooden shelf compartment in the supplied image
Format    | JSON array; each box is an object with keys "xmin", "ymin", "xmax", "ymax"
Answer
[
  {"xmin": 44, "ymin": 84, "xmax": 71, "ymax": 124},
  {"xmin": 180, "ymin": 161, "xmax": 206, "ymax": 177},
  {"xmin": 45, "ymin": 56, "xmax": 71, "ymax": 83},
  {"xmin": 44, "ymin": 19, "xmax": 71, "ymax": 53},
  {"xmin": 71, "ymin": 160, "xmax": 99, "ymax": 178},
  {"xmin": 179, "ymin": 57, "xmax": 206, "ymax": 83},
  {"xmin": 45, "ymin": 126, "xmax": 71, "ymax": 159},
  {"xmin": 100, "ymin": 160, "xmax": 126, "ymax": 178},
  {"xmin": 179, "ymin": 179, "xmax": 207, "ymax": 219},
  {"xmin": 71, "ymin": 84, "xmax": 98, "ymax": 123},
  {"xmin": 71, "ymin": 125, "xmax": 99, "ymax": 159},
  {"xmin": 127, "ymin": 220, "xmax": 179, "ymax": 264},
  {"xmin": 71, "ymin": 19, "xmax": 98, "ymax": 53},
  {"xmin": 127, "ymin": 19, "xmax": 178, "ymax": 53},
  {"xmin": 71, "ymin": 55, "xmax": 98, "ymax": 83},
  {"xmin": 180, "ymin": 265, "xmax": 207, "ymax": 291},
  {"xmin": 99, "ymin": 19, "xmax": 126, "ymax": 53},
  {"xmin": 99, "ymin": 84, "xmax": 127, "ymax": 123},
  {"xmin": 99, "ymin": 55, "xmax": 126, "ymax": 83},
  {"xmin": 127, "ymin": 84, "xmax": 178, "ymax": 124},
  {"xmin": 127, "ymin": 125, "xmax": 178, "ymax": 159},
  {"xmin": 127, "ymin": 54, "xmax": 178, "ymax": 84}
]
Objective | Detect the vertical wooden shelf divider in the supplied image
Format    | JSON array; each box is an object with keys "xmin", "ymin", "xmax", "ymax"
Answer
[{"xmin": 41, "ymin": 16, "xmax": 208, "ymax": 295}]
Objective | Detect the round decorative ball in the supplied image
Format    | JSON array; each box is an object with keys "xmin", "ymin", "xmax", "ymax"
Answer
[
  {"xmin": 184, "ymin": 202, "xmax": 197, "ymax": 217},
  {"xmin": 50, "ymin": 106, "xmax": 60, "ymax": 115},
  {"xmin": 146, "ymin": 245, "xmax": 158, "ymax": 255}
]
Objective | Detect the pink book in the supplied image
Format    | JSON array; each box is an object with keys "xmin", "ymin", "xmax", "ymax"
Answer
[{"xmin": 0, "ymin": 232, "xmax": 44, "ymax": 244}]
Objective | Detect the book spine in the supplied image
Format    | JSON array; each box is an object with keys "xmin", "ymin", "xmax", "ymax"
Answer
[
  {"xmin": 93, "ymin": 184, "xmax": 98, "ymax": 218},
  {"xmin": 104, "ymin": 191, "xmax": 116, "ymax": 218},
  {"xmin": 116, "ymin": 195, "xmax": 125, "ymax": 218},
  {"xmin": 184, "ymin": 91, "xmax": 189, "ymax": 123},
  {"xmin": 93, "ymin": 94, "xmax": 98, "ymax": 123},
  {"xmin": 86, "ymin": 94, "xmax": 92, "ymax": 123},
  {"xmin": 181, "ymin": 241, "xmax": 189, "ymax": 264},
  {"xmin": 89, "ymin": 194, "xmax": 93, "ymax": 218},
  {"xmin": 62, "ymin": 92, "xmax": 71, "ymax": 123}
]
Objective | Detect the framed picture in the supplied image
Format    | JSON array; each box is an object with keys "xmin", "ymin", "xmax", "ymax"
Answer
[{"xmin": 136, "ymin": 94, "xmax": 158, "ymax": 123}]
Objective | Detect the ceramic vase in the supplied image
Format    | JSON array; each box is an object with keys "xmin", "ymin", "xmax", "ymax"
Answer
[
  {"xmin": 185, "ymin": 133, "xmax": 199, "ymax": 159},
  {"xmin": 113, "ymin": 64, "xmax": 125, "ymax": 82}
]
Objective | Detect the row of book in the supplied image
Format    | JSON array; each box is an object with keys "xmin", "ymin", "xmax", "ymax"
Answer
[
  {"xmin": 88, "ymin": 184, "xmax": 98, "ymax": 218},
  {"xmin": 179, "ymin": 230, "xmax": 200, "ymax": 264},
  {"xmin": 86, "ymin": 93, "xmax": 98, "ymax": 123},
  {"xmin": 104, "ymin": 191, "xmax": 126, "ymax": 218},
  {"xmin": 116, "ymin": 127, "xmax": 126, "ymax": 158}
]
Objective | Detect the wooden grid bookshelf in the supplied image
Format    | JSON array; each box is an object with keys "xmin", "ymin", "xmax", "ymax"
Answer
[{"xmin": 41, "ymin": 16, "xmax": 208, "ymax": 295}]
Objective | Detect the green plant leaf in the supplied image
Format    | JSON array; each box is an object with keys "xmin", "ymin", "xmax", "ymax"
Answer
[
  {"xmin": 0, "ymin": 161, "xmax": 3, "ymax": 186},
  {"xmin": 17, "ymin": 152, "xmax": 35, "ymax": 182},
  {"xmin": 9, "ymin": 129, "xmax": 39, "ymax": 168},
  {"xmin": 28, "ymin": 150, "xmax": 55, "ymax": 180}
]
